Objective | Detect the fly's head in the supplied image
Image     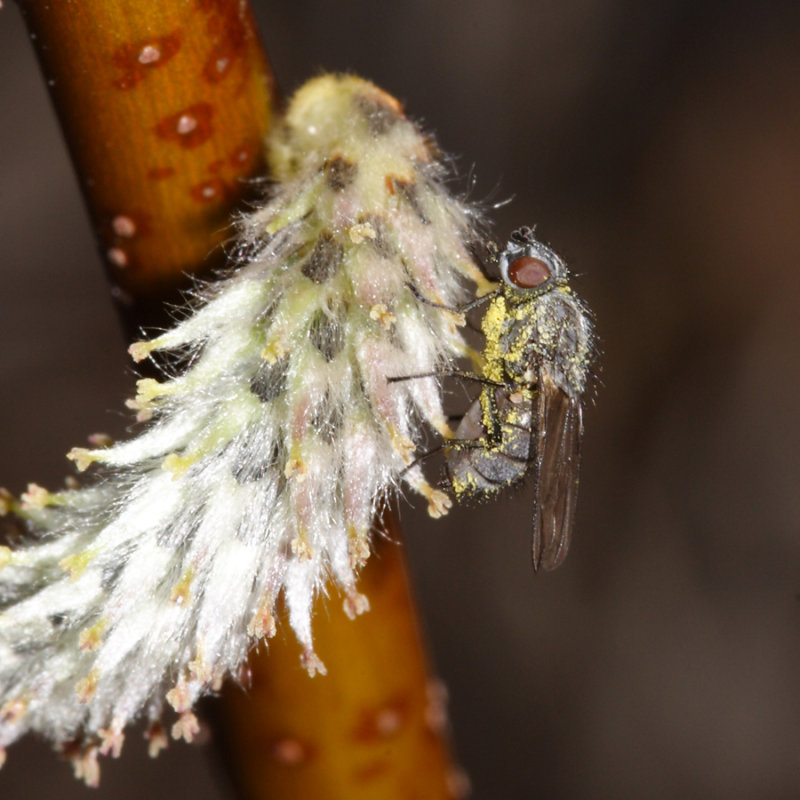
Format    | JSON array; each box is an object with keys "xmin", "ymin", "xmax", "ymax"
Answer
[{"xmin": 497, "ymin": 227, "xmax": 568, "ymax": 302}]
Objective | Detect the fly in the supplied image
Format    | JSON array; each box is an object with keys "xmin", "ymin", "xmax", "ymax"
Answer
[{"xmin": 396, "ymin": 227, "xmax": 594, "ymax": 570}]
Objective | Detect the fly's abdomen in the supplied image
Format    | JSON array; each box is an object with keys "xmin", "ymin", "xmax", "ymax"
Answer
[{"xmin": 445, "ymin": 390, "xmax": 535, "ymax": 499}]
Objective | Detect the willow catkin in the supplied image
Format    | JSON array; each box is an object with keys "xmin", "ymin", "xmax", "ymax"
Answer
[{"xmin": 0, "ymin": 74, "xmax": 492, "ymax": 784}]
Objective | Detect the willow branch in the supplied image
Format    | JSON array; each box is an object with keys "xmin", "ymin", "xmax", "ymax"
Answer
[{"xmin": 19, "ymin": 0, "xmax": 276, "ymax": 332}]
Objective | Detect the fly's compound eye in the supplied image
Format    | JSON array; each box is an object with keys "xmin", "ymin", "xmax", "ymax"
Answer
[{"xmin": 507, "ymin": 255, "xmax": 552, "ymax": 289}]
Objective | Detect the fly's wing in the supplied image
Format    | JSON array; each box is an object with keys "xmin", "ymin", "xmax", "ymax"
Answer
[{"xmin": 531, "ymin": 368, "xmax": 584, "ymax": 571}]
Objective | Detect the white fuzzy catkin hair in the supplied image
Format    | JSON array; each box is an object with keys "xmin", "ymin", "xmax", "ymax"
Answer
[{"xmin": 0, "ymin": 74, "xmax": 490, "ymax": 784}]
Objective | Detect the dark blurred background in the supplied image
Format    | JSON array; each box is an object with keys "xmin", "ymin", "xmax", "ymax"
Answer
[{"xmin": 2, "ymin": 1, "xmax": 800, "ymax": 798}]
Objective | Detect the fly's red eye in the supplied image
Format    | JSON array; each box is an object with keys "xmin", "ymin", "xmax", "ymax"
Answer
[{"xmin": 507, "ymin": 256, "xmax": 551, "ymax": 288}]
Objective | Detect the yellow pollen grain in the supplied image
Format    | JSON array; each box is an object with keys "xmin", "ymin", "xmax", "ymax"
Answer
[
  {"xmin": 75, "ymin": 669, "xmax": 99, "ymax": 703},
  {"xmin": 170, "ymin": 566, "xmax": 195, "ymax": 606},
  {"xmin": 124, "ymin": 397, "xmax": 154, "ymax": 422},
  {"xmin": 146, "ymin": 723, "xmax": 168, "ymax": 758},
  {"xmin": 67, "ymin": 448, "xmax": 96, "ymax": 472},
  {"xmin": 348, "ymin": 221, "xmax": 376, "ymax": 243},
  {"xmin": 247, "ymin": 599, "xmax": 277, "ymax": 639},
  {"xmin": 166, "ymin": 681, "xmax": 190, "ymax": 713},
  {"xmin": 261, "ymin": 340, "xmax": 286, "ymax": 364},
  {"xmin": 347, "ymin": 526, "xmax": 371, "ymax": 569},
  {"xmin": 20, "ymin": 483, "xmax": 52, "ymax": 509},
  {"xmin": 422, "ymin": 485, "xmax": 452, "ymax": 519},
  {"xmin": 388, "ymin": 427, "xmax": 415, "ymax": 464},
  {"xmin": 79, "ymin": 618, "xmax": 108, "ymax": 651},
  {"xmin": 290, "ymin": 535, "xmax": 314, "ymax": 561},
  {"xmin": 369, "ymin": 303, "xmax": 396, "ymax": 329},
  {"xmin": 134, "ymin": 377, "xmax": 169, "ymax": 407},
  {"xmin": 0, "ymin": 697, "xmax": 28, "ymax": 725},
  {"xmin": 162, "ymin": 452, "xmax": 192, "ymax": 479},
  {"xmin": 343, "ymin": 590, "xmax": 370, "ymax": 619},
  {"xmin": 480, "ymin": 297, "xmax": 507, "ymax": 383},
  {"xmin": 284, "ymin": 454, "xmax": 307, "ymax": 481},
  {"xmin": 128, "ymin": 340, "xmax": 156, "ymax": 363},
  {"xmin": 59, "ymin": 549, "xmax": 96, "ymax": 581},
  {"xmin": 172, "ymin": 711, "xmax": 200, "ymax": 743},
  {"xmin": 443, "ymin": 309, "xmax": 467, "ymax": 329},
  {"xmin": 98, "ymin": 726, "xmax": 125, "ymax": 759}
]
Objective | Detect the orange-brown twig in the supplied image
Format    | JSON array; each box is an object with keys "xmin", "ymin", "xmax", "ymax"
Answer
[
  {"xmin": 20, "ymin": 0, "xmax": 276, "ymax": 330},
  {"xmin": 222, "ymin": 517, "xmax": 461, "ymax": 800}
]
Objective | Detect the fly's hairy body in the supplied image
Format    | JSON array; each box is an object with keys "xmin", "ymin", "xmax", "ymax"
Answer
[{"xmin": 446, "ymin": 228, "xmax": 594, "ymax": 570}]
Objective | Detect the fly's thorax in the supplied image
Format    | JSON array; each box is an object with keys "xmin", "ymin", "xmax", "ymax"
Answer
[
  {"xmin": 497, "ymin": 285, "xmax": 591, "ymax": 397},
  {"xmin": 479, "ymin": 294, "xmax": 507, "ymax": 384},
  {"xmin": 496, "ymin": 291, "xmax": 538, "ymax": 381}
]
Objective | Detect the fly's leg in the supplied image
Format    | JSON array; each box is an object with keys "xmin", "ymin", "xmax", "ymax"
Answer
[
  {"xmin": 478, "ymin": 384, "xmax": 503, "ymax": 447},
  {"xmin": 387, "ymin": 371, "xmax": 503, "ymax": 388},
  {"xmin": 386, "ymin": 371, "xmax": 502, "ymax": 440},
  {"xmin": 405, "ymin": 282, "xmax": 497, "ymax": 334}
]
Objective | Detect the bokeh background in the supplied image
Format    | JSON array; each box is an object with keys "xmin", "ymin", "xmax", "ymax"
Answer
[{"xmin": 2, "ymin": 1, "xmax": 799, "ymax": 797}]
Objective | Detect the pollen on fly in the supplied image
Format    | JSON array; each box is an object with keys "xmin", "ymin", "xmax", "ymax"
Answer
[{"xmin": 393, "ymin": 227, "xmax": 595, "ymax": 571}]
